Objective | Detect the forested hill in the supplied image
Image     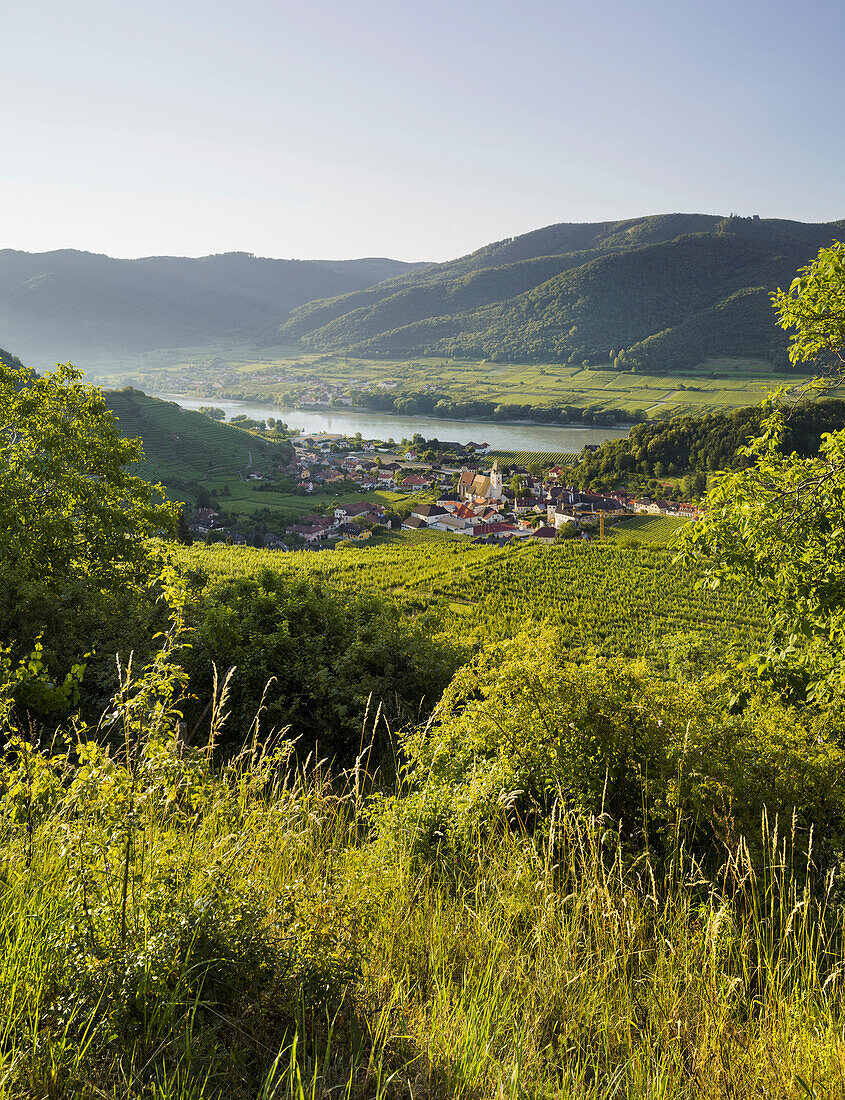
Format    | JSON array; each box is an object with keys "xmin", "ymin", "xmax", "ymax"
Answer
[
  {"xmin": 0, "ymin": 346, "xmax": 24, "ymax": 371},
  {"xmin": 278, "ymin": 213, "xmax": 845, "ymax": 369},
  {"xmin": 0, "ymin": 250, "xmax": 424, "ymax": 365}
]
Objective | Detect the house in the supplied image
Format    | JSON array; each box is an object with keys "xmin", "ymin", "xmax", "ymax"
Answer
[
  {"xmin": 411, "ymin": 504, "xmax": 449, "ymax": 523},
  {"xmin": 338, "ymin": 523, "xmax": 373, "ymax": 540},
  {"xmin": 401, "ymin": 516, "xmax": 428, "ymax": 531},
  {"xmin": 547, "ymin": 507, "xmax": 579, "ymax": 530},
  {"xmin": 453, "ymin": 503, "xmax": 482, "ymax": 526},
  {"xmin": 436, "ymin": 493, "xmax": 461, "ymax": 510},
  {"xmin": 400, "ymin": 474, "xmax": 428, "ymax": 491},
  {"xmin": 437, "ymin": 514, "xmax": 471, "ymax": 534},
  {"xmin": 474, "ymin": 521, "xmax": 520, "ymax": 538},
  {"xmin": 286, "ymin": 524, "xmax": 326, "ymax": 543},
  {"xmin": 530, "ymin": 525, "xmax": 559, "ymax": 543},
  {"xmin": 300, "ymin": 514, "xmax": 338, "ymax": 531},
  {"xmin": 335, "ymin": 502, "xmax": 383, "ymax": 521},
  {"xmin": 476, "ymin": 505, "xmax": 502, "ymax": 523}
]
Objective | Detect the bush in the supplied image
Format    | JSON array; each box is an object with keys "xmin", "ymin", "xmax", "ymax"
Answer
[{"xmin": 373, "ymin": 625, "xmax": 845, "ymax": 863}]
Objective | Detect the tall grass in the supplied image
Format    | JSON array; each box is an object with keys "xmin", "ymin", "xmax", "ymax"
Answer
[{"xmin": 1, "ymin": 650, "xmax": 844, "ymax": 1097}]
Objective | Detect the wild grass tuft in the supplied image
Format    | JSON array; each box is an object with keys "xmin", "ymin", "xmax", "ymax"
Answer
[{"xmin": 1, "ymin": 631, "xmax": 844, "ymax": 1097}]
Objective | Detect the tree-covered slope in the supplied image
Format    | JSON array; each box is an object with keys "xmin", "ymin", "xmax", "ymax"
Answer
[
  {"xmin": 0, "ymin": 249, "xmax": 424, "ymax": 364},
  {"xmin": 278, "ymin": 214, "xmax": 845, "ymax": 368},
  {"xmin": 0, "ymin": 345, "xmax": 25, "ymax": 371}
]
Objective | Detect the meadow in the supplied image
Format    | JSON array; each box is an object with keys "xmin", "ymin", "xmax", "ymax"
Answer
[
  {"xmin": 201, "ymin": 476, "xmax": 420, "ymax": 527},
  {"xmin": 1, "ymin": 562, "xmax": 838, "ymax": 1099}
]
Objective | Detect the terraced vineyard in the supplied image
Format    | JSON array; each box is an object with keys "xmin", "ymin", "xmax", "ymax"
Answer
[
  {"xmin": 104, "ymin": 390, "xmax": 285, "ymax": 500},
  {"xmin": 179, "ymin": 537, "xmax": 761, "ymax": 657}
]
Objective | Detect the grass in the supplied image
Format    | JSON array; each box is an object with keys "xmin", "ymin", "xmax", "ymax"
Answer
[
  {"xmin": 180, "ymin": 538, "xmax": 761, "ymax": 658},
  {"xmin": 4, "ymin": 630, "xmax": 845, "ymax": 1099},
  {"xmin": 204, "ymin": 478, "xmax": 418, "ymax": 526}
]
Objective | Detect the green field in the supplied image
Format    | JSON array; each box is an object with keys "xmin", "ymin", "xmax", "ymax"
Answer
[
  {"xmin": 100, "ymin": 344, "xmax": 813, "ymax": 422},
  {"xmin": 202, "ymin": 475, "xmax": 429, "ymax": 526},
  {"xmin": 485, "ymin": 449, "xmax": 581, "ymax": 466},
  {"xmin": 608, "ymin": 515, "xmax": 692, "ymax": 544},
  {"xmin": 180, "ymin": 537, "xmax": 761, "ymax": 658}
]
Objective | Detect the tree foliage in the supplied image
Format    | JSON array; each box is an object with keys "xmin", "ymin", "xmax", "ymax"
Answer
[
  {"xmin": 684, "ymin": 242, "xmax": 845, "ymax": 701},
  {"xmin": 0, "ymin": 361, "xmax": 175, "ymax": 590},
  {"xmin": 772, "ymin": 240, "xmax": 845, "ymax": 374},
  {"xmin": 280, "ymin": 215, "xmax": 844, "ymax": 368}
]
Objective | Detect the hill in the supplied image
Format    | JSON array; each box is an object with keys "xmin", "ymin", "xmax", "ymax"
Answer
[
  {"xmin": 102, "ymin": 388, "xmax": 288, "ymax": 504},
  {"xmin": 278, "ymin": 213, "xmax": 845, "ymax": 369},
  {"xmin": 0, "ymin": 345, "xmax": 24, "ymax": 371},
  {"xmin": 0, "ymin": 250, "xmax": 424, "ymax": 365}
]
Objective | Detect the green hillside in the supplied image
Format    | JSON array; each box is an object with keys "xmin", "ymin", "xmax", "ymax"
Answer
[
  {"xmin": 0, "ymin": 249, "xmax": 424, "ymax": 365},
  {"xmin": 103, "ymin": 389, "xmax": 285, "ymax": 503},
  {"xmin": 278, "ymin": 213, "xmax": 845, "ymax": 368}
]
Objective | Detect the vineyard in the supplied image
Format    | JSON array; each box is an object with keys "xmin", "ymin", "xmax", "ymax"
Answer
[
  {"xmin": 485, "ymin": 450, "xmax": 580, "ymax": 467},
  {"xmin": 179, "ymin": 537, "xmax": 761, "ymax": 657},
  {"xmin": 104, "ymin": 390, "xmax": 280, "ymax": 499},
  {"xmin": 607, "ymin": 515, "xmax": 691, "ymax": 544}
]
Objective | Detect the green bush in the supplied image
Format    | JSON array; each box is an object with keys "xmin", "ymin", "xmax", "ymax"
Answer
[{"xmin": 374, "ymin": 624, "xmax": 845, "ymax": 862}]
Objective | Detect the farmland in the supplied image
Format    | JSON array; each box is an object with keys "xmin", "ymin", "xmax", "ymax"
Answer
[
  {"xmin": 179, "ymin": 536, "xmax": 761, "ymax": 658},
  {"xmin": 103, "ymin": 344, "xmax": 813, "ymax": 422},
  {"xmin": 104, "ymin": 389, "xmax": 286, "ymax": 503},
  {"xmin": 607, "ymin": 515, "xmax": 692, "ymax": 544},
  {"xmin": 202, "ymin": 474, "xmax": 428, "ymax": 527},
  {"xmin": 484, "ymin": 450, "xmax": 581, "ymax": 466}
]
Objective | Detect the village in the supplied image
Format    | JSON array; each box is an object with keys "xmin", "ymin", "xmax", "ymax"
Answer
[{"xmin": 189, "ymin": 431, "xmax": 700, "ymax": 551}]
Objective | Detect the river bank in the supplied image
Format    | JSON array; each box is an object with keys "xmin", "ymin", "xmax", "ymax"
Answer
[{"xmin": 154, "ymin": 393, "xmax": 631, "ymax": 452}]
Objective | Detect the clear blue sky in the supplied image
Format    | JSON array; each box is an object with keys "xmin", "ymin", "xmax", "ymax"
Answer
[{"xmin": 3, "ymin": 0, "xmax": 843, "ymax": 261}]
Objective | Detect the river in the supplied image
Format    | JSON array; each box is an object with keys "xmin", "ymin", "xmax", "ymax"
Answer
[{"xmin": 153, "ymin": 394, "xmax": 630, "ymax": 452}]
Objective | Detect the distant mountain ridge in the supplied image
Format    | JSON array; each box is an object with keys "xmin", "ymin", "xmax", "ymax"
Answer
[
  {"xmin": 0, "ymin": 249, "xmax": 424, "ymax": 365},
  {"xmin": 278, "ymin": 214, "xmax": 845, "ymax": 370}
]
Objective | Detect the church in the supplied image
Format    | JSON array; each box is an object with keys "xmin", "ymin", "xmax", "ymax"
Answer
[{"xmin": 458, "ymin": 459, "xmax": 504, "ymax": 503}]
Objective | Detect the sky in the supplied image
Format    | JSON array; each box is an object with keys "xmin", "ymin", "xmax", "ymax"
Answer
[{"xmin": 2, "ymin": 0, "xmax": 844, "ymax": 262}]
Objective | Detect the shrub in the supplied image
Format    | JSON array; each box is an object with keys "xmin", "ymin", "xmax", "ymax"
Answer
[{"xmin": 373, "ymin": 624, "xmax": 845, "ymax": 863}]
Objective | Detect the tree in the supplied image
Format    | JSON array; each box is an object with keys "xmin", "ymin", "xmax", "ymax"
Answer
[
  {"xmin": 683, "ymin": 242, "xmax": 845, "ymax": 701},
  {"xmin": 0, "ymin": 361, "xmax": 176, "ymax": 592},
  {"xmin": 772, "ymin": 241, "xmax": 845, "ymax": 377}
]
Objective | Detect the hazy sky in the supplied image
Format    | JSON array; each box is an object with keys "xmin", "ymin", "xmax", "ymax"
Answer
[{"xmin": 3, "ymin": 0, "xmax": 843, "ymax": 261}]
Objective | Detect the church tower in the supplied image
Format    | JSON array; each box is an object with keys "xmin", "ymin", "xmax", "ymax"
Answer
[{"xmin": 490, "ymin": 459, "xmax": 503, "ymax": 500}]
